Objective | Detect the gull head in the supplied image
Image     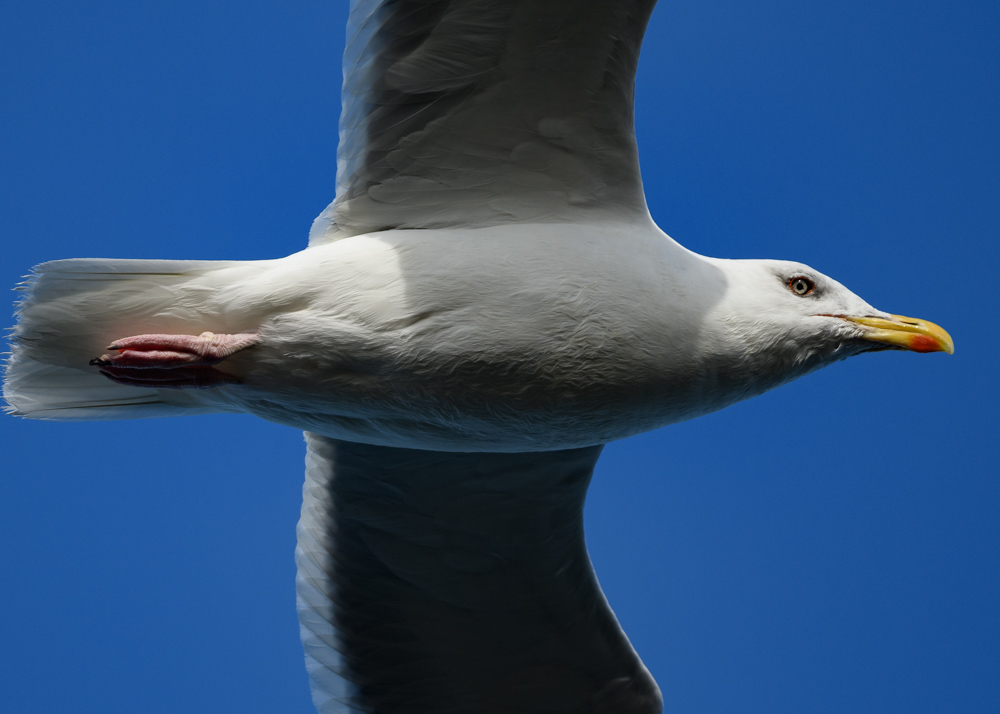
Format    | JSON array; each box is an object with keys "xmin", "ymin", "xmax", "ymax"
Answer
[{"xmin": 697, "ymin": 257, "xmax": 953, "ymax": 398}]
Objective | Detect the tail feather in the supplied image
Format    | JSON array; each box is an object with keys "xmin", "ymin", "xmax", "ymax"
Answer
[{"xmin": 4, "ymin": 257, "xmax": 241, "ymax": 421}]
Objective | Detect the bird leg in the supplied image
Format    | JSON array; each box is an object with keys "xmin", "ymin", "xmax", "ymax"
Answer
[{"xmin": 90, "ymin": 331, "xmax": 261, "ymax": 389}]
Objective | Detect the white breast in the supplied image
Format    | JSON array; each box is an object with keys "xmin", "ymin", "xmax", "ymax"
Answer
[{"xmin": 219, "ymin": 221, "xmax": 736, "ymax": 450}]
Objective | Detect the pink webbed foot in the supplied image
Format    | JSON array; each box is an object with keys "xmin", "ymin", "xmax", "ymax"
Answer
[{"xmin": 91, "ymin": 331, "xmax": 261, "ymax": 389}]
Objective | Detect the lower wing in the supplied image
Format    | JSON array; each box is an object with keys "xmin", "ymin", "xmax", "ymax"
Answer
[{"xmin": 295, "ymin": 434, "xmax": 661, "ymax": 713}]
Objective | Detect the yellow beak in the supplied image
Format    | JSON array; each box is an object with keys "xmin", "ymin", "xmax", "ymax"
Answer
[{"xmin": 840, "ymin": 314, "xmax": 954, "ymax": 354}]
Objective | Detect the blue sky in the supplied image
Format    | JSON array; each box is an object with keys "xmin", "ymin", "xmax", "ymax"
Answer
[{"xmin": 2, "ymin": 1, "xmax": 997, "ymax": 712}]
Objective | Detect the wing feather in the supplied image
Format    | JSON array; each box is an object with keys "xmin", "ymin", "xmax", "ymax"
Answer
[
  {"xmin": 295, "ymin": 433, "xmax": 662, "ymax": 714},
  {"xmin": 311, "ymin": 0, "xmax": 658, "ymax": 243}
]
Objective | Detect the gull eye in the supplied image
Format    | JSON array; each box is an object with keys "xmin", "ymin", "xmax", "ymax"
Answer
[{"xmin": 788, "ymin": 277, "xmax": 815, "ymax": 296}]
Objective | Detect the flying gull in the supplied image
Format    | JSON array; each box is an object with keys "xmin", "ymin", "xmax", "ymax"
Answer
[{"xmin": 4, "ymin": 1, "xmax": 953, "ymax": 712}]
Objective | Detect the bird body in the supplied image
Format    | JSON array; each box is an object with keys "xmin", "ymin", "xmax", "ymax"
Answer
[{"xmin": 9, "ymin": 219, "xmax": 893, "ymax": 452}]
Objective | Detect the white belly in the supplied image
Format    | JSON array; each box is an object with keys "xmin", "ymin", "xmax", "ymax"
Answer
[{"xmin": 206, "ymin": 222, "xmax": 741, "ymax": 451}]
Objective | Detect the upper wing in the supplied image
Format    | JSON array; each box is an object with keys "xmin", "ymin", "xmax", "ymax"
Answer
[
  {"xmin": 296, "ymin": 434, "xmax": 662, "ymax": 714},
  {"xmin": 310, "ymin": 0, "xmax": 659, "ymax": 244}
]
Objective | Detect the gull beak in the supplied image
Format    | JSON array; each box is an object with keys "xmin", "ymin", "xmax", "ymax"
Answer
[{"xmin": 839, "ymin": 314, "xmax": 954, "ymax": 354}]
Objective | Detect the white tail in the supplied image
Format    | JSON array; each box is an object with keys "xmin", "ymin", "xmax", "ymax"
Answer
[{"xmin": 4, "ymin": 257, "xmax": 243, "ymax": 421}]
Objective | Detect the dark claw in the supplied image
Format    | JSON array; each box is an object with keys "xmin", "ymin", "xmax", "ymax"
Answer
[{"xmin": 96, "ymin": 365, "xmax": 242, "ymax": 390}]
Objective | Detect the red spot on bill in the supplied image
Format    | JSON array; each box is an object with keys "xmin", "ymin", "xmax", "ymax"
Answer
[{"xmin": 908, "ymin": 335, "xmax": 944, "ymax": 353}]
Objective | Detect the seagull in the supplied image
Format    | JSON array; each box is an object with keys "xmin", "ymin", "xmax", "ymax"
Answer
[{"xmin": 3, "ymin": 1, "xmax": 953, "ymax": 712}]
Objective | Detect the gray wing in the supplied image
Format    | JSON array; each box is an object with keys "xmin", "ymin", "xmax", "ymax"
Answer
[
  {"xmin": 296, "ymin": 434, "xmax": 662, "ymax": 714},
  {"xmin": 310, "ymin": 0, "xmax": 658, "ymax": 243}
]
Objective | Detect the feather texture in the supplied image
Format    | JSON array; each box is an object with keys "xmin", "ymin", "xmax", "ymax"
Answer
[
  {"xmin": 296, "ymin": 434, "xmax": 662, "ymax": 713},
  {"xmin": 3, "ymin": 258, "xmax": 241, "ymax": 419},
  {"xmin": 310, "ymin": 0, "xmax": 658, "ymax": 243}
]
